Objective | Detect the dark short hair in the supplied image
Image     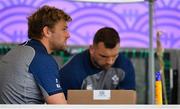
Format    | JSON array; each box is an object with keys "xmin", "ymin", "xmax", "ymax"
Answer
[
  {"xmin": 27, "ymin": 5, "xmax": 72, "ymax": 39},
  {"xmin": 93, "ymin": 27, "xmax": 120, "ymax": 48}
]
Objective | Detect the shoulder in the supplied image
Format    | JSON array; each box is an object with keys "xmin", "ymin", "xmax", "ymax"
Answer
[
  {"xmin": 31, "ymin": 52, "xmax": 58, "ymax": 71},
  {"xmin": 114, "ymin": 53, "xmax": 134, "ymax": 71},
  {"xmin": 62, "ymin": 49, "xmax": 88, "ymax": 67},
  {"xmin": 26, "ymin": 42, "xmax": 57, "ymax": 68},
  {"xmin": 27, "ymin": 43, "xmax": 58, "ymax": 74},
  {"xmin": 26, "ymin": 39, "xmax": 57, "ymax": 65},
  {"xmin": 1, "ymin": 45, "xmax": 36, "ymax": 67},
  {"xmin": 116, "ymin": 53, "xmax": 132, "ymax": 64},
  {"xmin": 36, "ymin": 52, "xmax": 56, "ymax": 65}
]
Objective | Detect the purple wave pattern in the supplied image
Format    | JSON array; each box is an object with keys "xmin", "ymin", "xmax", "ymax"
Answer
[{"xmin": 0, "ymin": 0, "xmax": 179, "ymax": 49}]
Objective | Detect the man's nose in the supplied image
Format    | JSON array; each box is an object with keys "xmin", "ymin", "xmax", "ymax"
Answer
[
  {"xmin": 66, "ymin": 31, "xmax": 70, "ymax": 39},
  {"xmin": 106, "ymin": 58, "xmax": 114, "ymax": 65}
]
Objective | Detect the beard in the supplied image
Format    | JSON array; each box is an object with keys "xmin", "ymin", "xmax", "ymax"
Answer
[
  {"xmin": 50, "ymin": 40, "xmax": 67, "ymax": 51},
  {"xmin": 91, "ymin": 57, "xmax": 111, "ymax": 70}
]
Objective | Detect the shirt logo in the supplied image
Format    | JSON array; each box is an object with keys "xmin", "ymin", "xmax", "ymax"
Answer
[
  {"xmin": 56, "ymin": 84, "xmax": 61, "ymax": 88},
  {"xmin": 112, "ymin": 75, "xmax": 119, "ymax": 85},
  {"xmin": 55, "ymin": 78, "xmax": 61, "ymax": 88}
]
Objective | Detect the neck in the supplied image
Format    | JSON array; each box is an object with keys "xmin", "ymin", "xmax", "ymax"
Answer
[{"xmin": 39, "ymin": 38, "xmax": 52, "ymax": 54}]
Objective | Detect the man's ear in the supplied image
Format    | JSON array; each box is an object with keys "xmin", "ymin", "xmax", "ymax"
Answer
[
  {"xmin": 89, "ymin": 45, "xmax": 94, "ymax": 55},
  {"xmin": 42, "ymin": 26, "xmax": 52, "ymax": 38}
]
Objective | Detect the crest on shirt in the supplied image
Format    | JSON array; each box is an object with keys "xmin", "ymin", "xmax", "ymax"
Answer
[{"xmin": 112, "ymin": 74, "xmax": 119, "ymax": 85}]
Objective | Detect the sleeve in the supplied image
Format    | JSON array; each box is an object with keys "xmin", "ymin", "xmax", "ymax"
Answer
[{"xmin": 29, "ymin": 55, "xmax": 63, "ymax": 98}]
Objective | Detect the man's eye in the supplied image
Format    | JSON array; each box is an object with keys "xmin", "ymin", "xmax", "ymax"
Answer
[{"xmin": 101, "ymin": 55, "xmax": 107, "ymax": 58}]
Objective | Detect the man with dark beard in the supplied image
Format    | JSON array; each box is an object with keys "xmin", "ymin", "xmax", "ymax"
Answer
[{"xmin": 60, "ymin": 27, "xmax": 136, "ymax": 98}]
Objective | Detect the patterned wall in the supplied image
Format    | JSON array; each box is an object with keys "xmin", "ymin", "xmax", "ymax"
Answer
[{"xmin": 0, "ymin": 0, "xmax": 180, "ymax": 49}]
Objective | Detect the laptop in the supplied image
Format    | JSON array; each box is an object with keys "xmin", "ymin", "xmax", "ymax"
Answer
[{"xmin": 67, "ymin": 90, "xmax": 136, "ymax": 104}]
